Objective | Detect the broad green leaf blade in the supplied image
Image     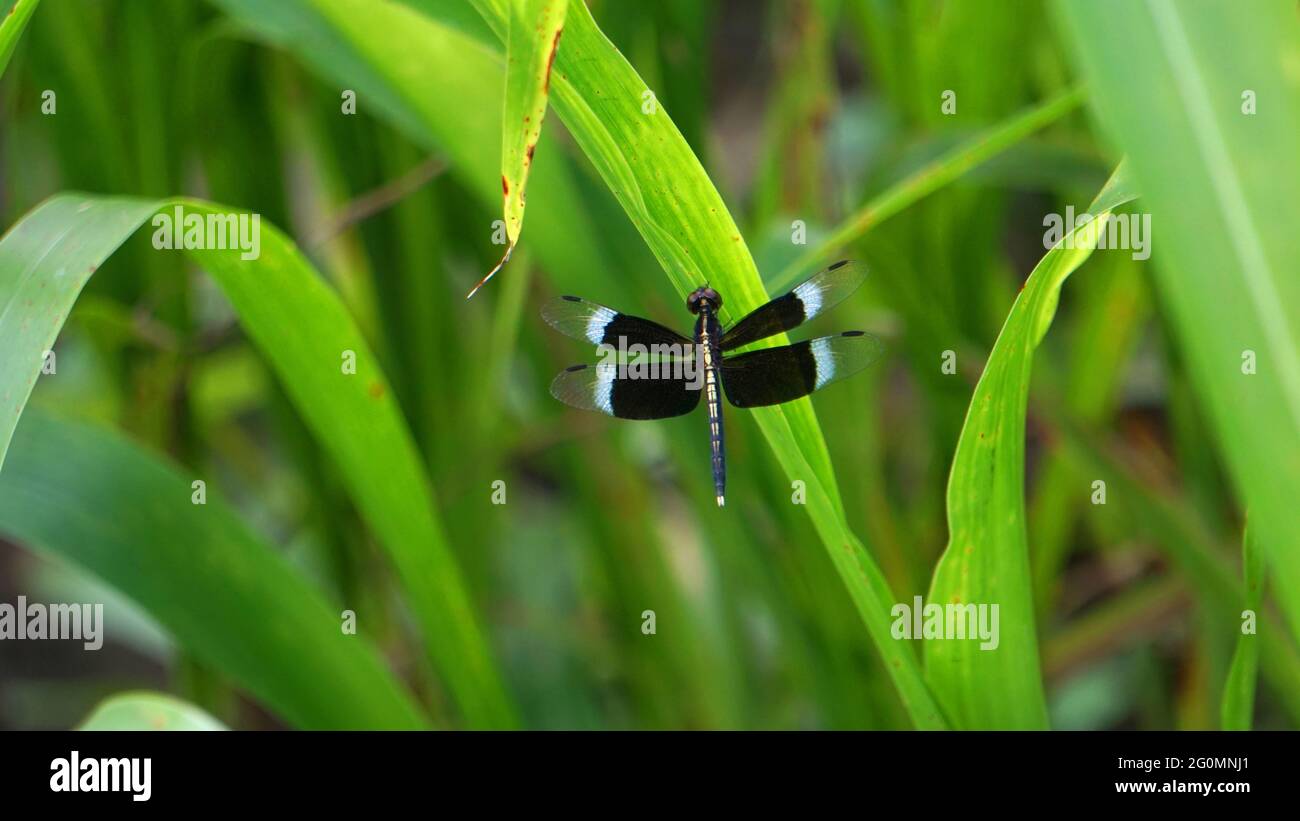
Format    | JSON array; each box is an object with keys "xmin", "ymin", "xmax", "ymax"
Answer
[
  {"xmin": 0, "ymin": 196, "xmax": 160, "ymax": 467},
  {"xmin": 464, "ymin": 0, "xmax": 946, "ymax": 727},
  {"xmin": 0, "ymin": 194, "xmax": 515, "ymax": 728},
  {"xmin": 467, "ymin": 0, "xmax": 568, "ymax": 298},
  {"xmin": 0, "ymin": 0, "xmax": 40, "ymax": 77},
  {"xmin": 1056, "ymin": 0, "xmax": 1300, "ymax": 651},
  {"xmin": 79, "ymin": 692, "xmax": 227, "ymax": 731},
  {"xmin": 1221, "ymin": 524, "xmax": 1263, "ymax": 730},
  {"xmin": 925, "ymin": 168, "xmax": 1136, "ymax": 729},
  {"xmin": 0, "ymin": 411, "xmax": 426, "ymax": 730}
]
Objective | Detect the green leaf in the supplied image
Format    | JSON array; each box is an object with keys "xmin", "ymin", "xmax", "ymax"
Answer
[
  {"xmin": 79, "ymin": 691, "xmax": 228, "ymax": 731},
  {"xmin": 468, "ymin": 0, "xmax": 568, "ymax": 298},
  {"xmin": 925, "ymin": 167, "xmax": 1137, "ymax": 729},
  {"xmin": 1056, "ymin": 0, "xmax": 1300, "ymax": 652},
  {"xmin": 1221, "ymin": 524, "xmax": 1264, "ymax": 730},
  {"xmin": 1, "ymin": 411, "xmax": 425, "ymax": 730},
  {"xmin": 0, "ymin": 194, "xmax": 514, "ymax": 727},
  {"xmin": 0, "ymin": 0, "xmax": 40, "ymax": 77}
]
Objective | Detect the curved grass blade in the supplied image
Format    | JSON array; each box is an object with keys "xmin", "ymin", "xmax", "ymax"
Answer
[
  {"xmin": 769, "ymin": 87, "xmax": 1085, "ymax": 293},
  {"xmin": 467, "ymin": 0, "xmax": 567, "ymax": 298},
  {"xmin": 0, "ymin": 0, "xmax": 40, "ymax": 77},
  {"xmin": 924, "ymin": 167, "xmax": 1136, "ymax": 729},
  {"xmin": 1221, "ymin": 523, "xmax": 1263, "ymax": 730},
  {"xmin": 0, "ymin": 411, "xmax": 427, "ymax": 729},
  {"xmin": 1056, "ymin": 0, "xmax": 1300, "ymax": 654},
  {"xmin": 0, "ymin": 194, "xmax": 515, "ymax": 728},
  {"xmin": 78, "ymin": 691, "xmax": 227, "ymax": 731}
]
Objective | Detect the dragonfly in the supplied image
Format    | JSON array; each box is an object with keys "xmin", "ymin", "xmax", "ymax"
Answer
[{"xmin": 542, "ymin": 260, "xmax": 883, "ymax": 507}]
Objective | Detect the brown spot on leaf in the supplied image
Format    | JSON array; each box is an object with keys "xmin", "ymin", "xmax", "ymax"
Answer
[
  {"xmin": 525, "ymin": 143, "xmax": 536, "ymax": 165},
  {"xmin": 502, "ymin": 176, "xmax": 509, "ymax": 196},
  {"xmin": 368, "ymin": 381, "xmax": 384, "ymax": 399},
  {"xmin": 543, "ymin": 27, "xmax": 564, "ymax": 94}
]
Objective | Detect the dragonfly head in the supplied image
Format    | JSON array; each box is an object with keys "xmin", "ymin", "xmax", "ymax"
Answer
[{"xmin": 686, "ymin": 285, "xmax": 722, "ymax": 315}]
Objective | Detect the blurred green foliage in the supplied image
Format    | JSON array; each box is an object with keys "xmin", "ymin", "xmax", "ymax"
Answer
[{"xmin": 0, "ymin": 0, "xmax": 1292, "ymax": 730}]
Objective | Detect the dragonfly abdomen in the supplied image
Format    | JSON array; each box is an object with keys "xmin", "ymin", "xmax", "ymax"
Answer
[{"xmin": 696, "ymin": 310, "xmax": 726, "ymax": 507}]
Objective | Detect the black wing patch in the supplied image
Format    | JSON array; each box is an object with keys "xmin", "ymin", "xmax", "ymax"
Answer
[
  {"xmin": 542, "ymin": 295, "xmax": 691, "ymax": 348},
  {"xmin": 721, "ymin": 260, "xmax": 868, "ymax": 351},
  {"xmin": 550, "ymin": 362, "xmax": 702, "ymax": 420},
  {"xmin": 720, "ymin": 331, "xmax": 884, "ymax": 408}
]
